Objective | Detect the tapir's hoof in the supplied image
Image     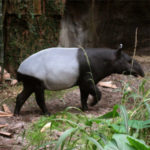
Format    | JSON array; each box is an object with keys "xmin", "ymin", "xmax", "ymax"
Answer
[
  {"xmin": 81, "ymin": 106, "xmax": 88, "ymax": 111},
  {"xmin": 14, "ymin": 113, "xmax": 19, "ymax": 116},
  {"xmin": 90, "ymin": 101, "xmax": 98, "ymax": 106},
  {"xmin": 43, "ymin": 111, "xmax": 51, "ymax": 116},
  {"xmin": 14, "ymin": 110, "xmax": 20, "ymax": 116}
]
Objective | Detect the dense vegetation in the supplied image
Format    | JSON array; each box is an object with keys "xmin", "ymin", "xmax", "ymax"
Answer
[{"xmin": 25, "ymin": 78, "xmax": 150, "ymax": 150}]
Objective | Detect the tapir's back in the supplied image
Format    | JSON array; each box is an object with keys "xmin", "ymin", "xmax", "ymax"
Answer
[{"xmin": 18, "ymin": 48, "xmax": 79, "ymax": 90}]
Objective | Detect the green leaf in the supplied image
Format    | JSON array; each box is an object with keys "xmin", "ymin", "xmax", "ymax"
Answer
[
  {"xmin": 105, "ymin": 134, "xmax": 150, "ymax": 150},
  {"xmin": 104, "ymin": 134, "xmax": 135, "ymax": 150},
  {"xmin": 128, "ymin": 93, "xmax": 141, "ymax": 100},
  {"xmin": 85, "ymin": 119, "xmax": 93, "ymax": 126},
  {"xmin": 127, "ymin": 136, "xmax": 150, "ymax": 150},
  {"xmin": 113, "ymin": 134, "xmax": 135, "ymax": 150},
  {"xmin": 52, "ymin": 118, "xmax": 79, "ymax": 127},
  {"xmin": 144, "ymin": 102, "xmax": 150, "ymax": 118},
  {"xmin": 98, "ymin": 111, "xmax": 119, "ymax": 119},
  {"xmin": 128, "ymin": 120, "xmax": 150, "ymax": 129},
  {"xmin": 110, "ymin": 119, "xmax": 150, "ymax": 133},
  {"xmin": 55, "ymin": 128, "xmax": 77, "ymax": 150},
  {"xmin": 89, "ymin": 118, "xmax": 101, "ymax": 124},
  {"xmin": 104, "ymin": 140, "xmax": 120, "ymax": 150},
  {"xmin": 87, "ymin": 136, "xmax": 104, "ymax": 150},
  {"xmin": 139, "ymin": 79, "xmax": 146, "ymax": 95},
  {"xmin": 111, "ymin": 124, "xmax": 126, "ymax": 133},
  {"xmin": 119, "ymin": 105, "xmax": 129, "ymax": 134},
  {"xmin": 144, "ymin": 89, "xmax": 150, "ymax": 98},
  {"xmin": 98, "ymin": 105, "xmax": 119, "ymax": 119},
  {"xmin": 35, "ymin": 141, "xmax": 56, "ymax": 150}
]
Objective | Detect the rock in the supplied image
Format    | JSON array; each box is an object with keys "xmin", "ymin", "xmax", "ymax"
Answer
[
  {"xmin": 11, "ymin": 79, "xmax": 18, "ymax": 85},
  {"xmin": 0, "ymin": 66, "xmax": 11, "ymax": 82},
  {"xmin": 0, "ymin": 66, "xmax": 7, "ymax": 74},
  {"xmin": 0, "ymin": 66, "xmax": 18, "ymax": 85}
]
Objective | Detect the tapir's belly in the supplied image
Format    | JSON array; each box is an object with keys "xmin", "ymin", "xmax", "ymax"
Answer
[{"xmin": 18, "ymin": 48, "xmax": 79, "ymax": 90}]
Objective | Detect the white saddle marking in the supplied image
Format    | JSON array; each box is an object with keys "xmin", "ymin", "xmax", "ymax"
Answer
[{"xmin": 18, "ymin": 48, "xmax": 79, "ymax": 90}]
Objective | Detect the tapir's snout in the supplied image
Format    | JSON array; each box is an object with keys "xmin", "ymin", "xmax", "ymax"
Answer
[
  {"xmin": 132, "ymin": 60, "xmax": 145, "ymax": 77},
  {"xmin": 138, "ymin": 68, "xmax": 145, "ymax": 77}
]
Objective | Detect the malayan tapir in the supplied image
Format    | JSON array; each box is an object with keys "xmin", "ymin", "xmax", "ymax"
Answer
[{"xmin": 14, "ymin": 45, "xmax": 144, "ymax": 115}]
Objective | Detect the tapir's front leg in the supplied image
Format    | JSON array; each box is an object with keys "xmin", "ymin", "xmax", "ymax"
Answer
[
  {"xmin": 79, "ymin": 87, "xmax": 89, "ymax": 111},
  {"xmin": 79, "ymin": 74, "xmax": 101, "ymax": 110},
  {"xmin": 89, "ymin": 85, "xmax": 101, "ymax": 106}
]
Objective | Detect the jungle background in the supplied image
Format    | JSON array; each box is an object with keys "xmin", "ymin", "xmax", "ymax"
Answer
[{"xmin": 1, "ymin": 0, "xmax": 150, "ymax": 75}]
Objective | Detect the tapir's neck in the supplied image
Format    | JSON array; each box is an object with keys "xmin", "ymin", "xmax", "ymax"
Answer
[
  {"xmin": 78, "ymin": 48, "xmax": 116, "ymax": 84},
  {"xmin": 91, "ymin": 60, "xmax": 115, "ymax": 83}
]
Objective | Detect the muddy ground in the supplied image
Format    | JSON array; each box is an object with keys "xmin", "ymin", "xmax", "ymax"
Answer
[{"xmin": 0, "ymin": 56, "xmax": 150, "ymax": 150}]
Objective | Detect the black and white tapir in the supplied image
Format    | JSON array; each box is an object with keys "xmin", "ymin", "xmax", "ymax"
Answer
[{"xmin": 14, "ymin": 45, "xmax": 144, "ymax": 115}]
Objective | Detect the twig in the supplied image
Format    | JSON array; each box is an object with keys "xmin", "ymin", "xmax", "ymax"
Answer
[
  {"xmin": 0, "ymin": 124, "xmax": 8, "ymax": 128},
  {"xmin": 0, "ymin": 131, "xmax": 12, "ymax": 138},
  {"xmin": 131, "ymin": 27, "xmax": 138, "ymax": 69},
  {"xmin": 0, "ymin": 111, "xmax": 13, "ymax": 117}
]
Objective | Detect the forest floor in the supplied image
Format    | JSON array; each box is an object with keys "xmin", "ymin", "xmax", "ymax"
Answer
[{"xmin": 0, "ymin": 56, "xmax": 150, "ymax": 150}]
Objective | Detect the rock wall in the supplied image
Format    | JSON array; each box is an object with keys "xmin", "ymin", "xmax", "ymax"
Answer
[{"xmin": 59, "ymin": 0, "xmax": 150, "ymax": 53}]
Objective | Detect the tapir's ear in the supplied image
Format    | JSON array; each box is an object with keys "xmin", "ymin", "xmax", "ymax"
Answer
[{"xmin": 116, "ymin": 44, "xmax": 123, "ymax": 58}]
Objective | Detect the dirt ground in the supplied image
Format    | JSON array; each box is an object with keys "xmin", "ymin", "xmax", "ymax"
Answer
[{"xmin": 0, "ymin": 56, "xmax": 150, "ymax": 150}]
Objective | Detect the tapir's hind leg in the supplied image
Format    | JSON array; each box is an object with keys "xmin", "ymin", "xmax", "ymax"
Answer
[
  {"xmin": 34, "ymin": 87, "xmax": 49, "ymax": 115},
  {"xmin": 14, "ymin": 84, "xmax": 33, "ymax": 115}
]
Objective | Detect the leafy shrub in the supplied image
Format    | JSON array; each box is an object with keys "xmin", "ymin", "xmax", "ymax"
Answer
[{"xmin": 26, "ymin": 79, "xmax": 150, "ymax": 149}]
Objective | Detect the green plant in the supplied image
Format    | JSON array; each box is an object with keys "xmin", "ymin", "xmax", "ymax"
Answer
[
  {"xmin": 108, "ymin": 78, "xmax": 150, "ymax": 145},
  {"xmin": 130, "ymin": 79, "xmax": 150, "ymax": 120},
  {"xmin": 104, "ymin": 134, "xmax": 150, "ymax": 150},
  {"xmin": 26, "ymin": 104, "xmax": 150, "ymax": 149},
  {"xmin": 25, "ymin": 77, "xmax": 150, "ymax": 149},
  {"xmin": 26, "ymin": 107, "xmax": 106, "ymax": 149}
]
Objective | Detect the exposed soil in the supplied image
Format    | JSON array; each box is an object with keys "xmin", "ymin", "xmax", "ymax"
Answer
[{"xmin": 0, "ymin": 56, "xmax": 150, "ymax": 150}]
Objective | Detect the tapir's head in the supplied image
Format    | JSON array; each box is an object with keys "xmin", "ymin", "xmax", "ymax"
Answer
[{"xmin": 113, "ymin": 45, "xmax": 144, "ymax": 77}]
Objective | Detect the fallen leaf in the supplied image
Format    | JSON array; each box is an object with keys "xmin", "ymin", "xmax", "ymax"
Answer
[
  {"xmin": 0, "ymin": 131, "xmax": 12, "ymax": 138},
  {"xmin": 127, "ymin": 87, "xmax": 132, "ymax": 92},
  {"xmin": 11, "ymin": 79, "xmax": 18, "ymax": 85},
  {"xmin": 0, "ymin": 124, "xmax": 8, "ymax": 128},
  {"xmin": 3, "ymin": 73, "xmax": 11, "ymax": 80},
  {"xmin": 41, "ymin": 122, "xmax": 51, "ymax": 132},
  {"xmin": 0, "ymin": 111, "xmax": 13, "ymax": 117},
  {"xmin": 98, "ymin": 81, "xmax": 117, "ymax": 89},
  {"xmin": 2, "ymin": 104, "xmax": 12, "ymax": 113}
]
